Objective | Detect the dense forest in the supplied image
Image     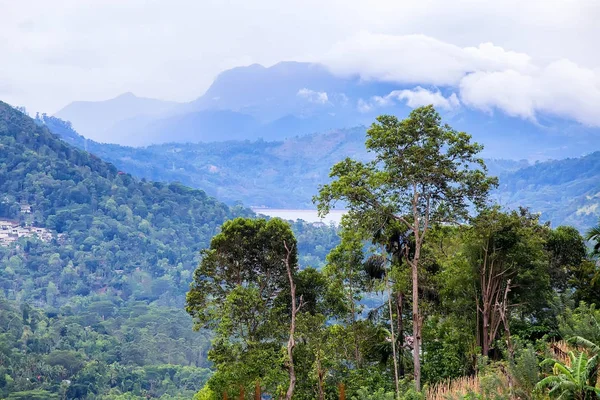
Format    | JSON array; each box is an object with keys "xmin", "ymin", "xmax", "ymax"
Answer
[
  {"xmin": 40, "ymin": 114, "xmax": 600, "ymax": 229},
  {"xmin": 186, "ymin": 107, "xmax": 600, "ymax": 399},
  {"xmin": 0, "ymin": 102, "xmax": 339, "ymax": 399}
]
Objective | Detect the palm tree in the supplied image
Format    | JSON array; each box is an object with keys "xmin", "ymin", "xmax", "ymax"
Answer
[
  {"xmin": 536, "ymin": 350, "xmax": 600, "ymax": 399},
  {"xmin": 586, "ymin": 222, "xmax": 600, "ymax": 257}
]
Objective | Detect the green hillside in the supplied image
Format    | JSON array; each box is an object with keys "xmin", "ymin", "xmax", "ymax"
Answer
[
  {"xmin": 42, "ymin": 115, "xmax": 600, "ymax": 230},
  {"xmin": 0, "ymin": 102, "xmax": 251, "ymax": 306},
  {"xmin": 0, "ymin": 103, "xmax": 339, "ymax": 399},
  {"xmin": 496, "ymin": 152, "xmax": 600, "ymax": 229}
]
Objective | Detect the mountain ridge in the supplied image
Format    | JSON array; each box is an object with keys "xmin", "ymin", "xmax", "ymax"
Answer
[
  {"xmin": 53, "ymin": 61, "xmax": 600, "ymax": 160},
  {"xmin": 40, "ymin": 113, "xmax": 600, "ymax": 230}
]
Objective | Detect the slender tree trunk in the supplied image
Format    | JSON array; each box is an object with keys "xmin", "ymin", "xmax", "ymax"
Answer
[
  {"xmin": 386, "ymin": 272, "xmax": 400, "ymax": 397},
  {"xmin": 410, "ymin": 187, "xmax": 424, "ymax": 392},
  {"xmin": 396, "ymin": 292, "xmax": 405, "ymax": 377},
  {"xmin": 284, "ymin": 242, "xmax": 298, "ymax": 400},
  {"xmin": 499, "ymin": 280, "xmax": 514, "ymax": 361},
  {"xmin": 482, "ymin": 304, "xmax": 489, "ymax": 357},
  {"xmin": 411, "ymin": 257, "xmax": 421, "ymax": 391},
  {"xmin": 255, "ymin": 381, "xmax": 261, "ymax": 400},
  {"xmin": 349, "ymin": 275, "xmax": 361, "ymax": 367},
  {"xmin": 316, "ymin": 353, "xmax": 325, "ymax": 400}
]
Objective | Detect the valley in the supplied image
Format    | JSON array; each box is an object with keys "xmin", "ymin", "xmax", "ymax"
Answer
[
  {"xmin": 3, "ymin": 10, "xmax": 600, "ymax": 397},
  {"xmin": 41, "ymin": 113, "xmax": 600, "ymax": 231}
]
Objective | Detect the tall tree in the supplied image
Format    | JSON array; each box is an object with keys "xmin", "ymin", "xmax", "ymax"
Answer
[
  {"xmin": 467, "ymin": 208, "xmax": 551, "ymax": 357},
  {"xmin": 315, "ymin": 105, "xmax": 497, "ymax": 390},
  {"xmin": 186, "ymin": 217, "xmax": 298, "ymax": 397}
]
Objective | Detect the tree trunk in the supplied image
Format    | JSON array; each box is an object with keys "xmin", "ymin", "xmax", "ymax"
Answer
[
  {"xmin": 412, "ymin": 257, "xmax": 421, "ymax": 391},
  {"xmin": 284, "ymin": 242, "xmax": 298, "ymax": 400},
  {"xmin": 255, "ymin": 381, "xmax": 261, "ymax": 400},
  {"xmin": 396, "ymin": 292, "xmax": 405, "ymax": 377},
  {"xmin": 386, "ymin": 272, "xmax": 400, "ymax": 397},
  {"xmin": 316, "ymin": 354, "xmax": 325, "ymax": 400},
  {"xmin": 482, "ymin": 304, "xmax": 489, "ymax": 357},
  {"xmin": 349, "ymin": 275, "xmax": 361, "ymax": 367},
  {"xmin": 410, "ymin": 186, "xmax": 424, "ymax": 392}
]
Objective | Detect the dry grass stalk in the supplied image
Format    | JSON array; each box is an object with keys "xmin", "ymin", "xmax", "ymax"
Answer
[
  {"xmin": 550, "ymin": 340, "xmax": 573, "ymax": 366},
  {"xmin": 426, "ymin": 375, "xmax": 480, "ymax": 400},
  {"xmin": 426, "ymin": 372, "xmax": 510, "ymax": 400}
]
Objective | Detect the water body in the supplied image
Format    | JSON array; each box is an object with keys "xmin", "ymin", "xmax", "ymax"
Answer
[{"xmin": 252, "ymin": 208, "xmax": 347, "ymax": 225}]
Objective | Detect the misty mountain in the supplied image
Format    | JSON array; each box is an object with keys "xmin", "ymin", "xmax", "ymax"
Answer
[
  {"xmin": 54, "ymin": 61, "xmax": 600, "ymax": 159},
  {"xmin": 54, "ymin": 92, "xmax": 180, "ymax": 143}
]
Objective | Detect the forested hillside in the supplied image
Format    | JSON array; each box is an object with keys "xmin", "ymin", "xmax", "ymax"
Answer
[
  {"xmin": 42, "ymin": 115, "xmax": 600, "ymax": 229},
  {"xmin": 0, "ymin": 102, "xmax": 250, "ymax": 306},
  {"xmin": 0, "ymin": 102, "xmax": 339, "ymax": 399},
  {"xmin": 496, "ymin": 152, "xmax": 600, "ymax": 229}
]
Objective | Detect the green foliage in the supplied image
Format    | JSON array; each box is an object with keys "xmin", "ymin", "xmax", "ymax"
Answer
[
  {"xmin": 6, "ymin": 390, "xmax": 59, "ymax": 400},
  {"xmin": 186, "ymin": 217, "xmax": 298, "ymax": 397},
  {"xmin": 193, "ymin": 386, "xmax": 217, "ymax": 400},
  {"xmin": 587, "ymin": 220, "xmax": 600, "ymax": 257},
  {"xmin": 0, "ymin": 101, "xmax": 252, "ymax": 307},
  {"xmin": 560, "ymin": 303, "xmax": 600, "ymax": 345},
  {"xmin": 509, "ymin": 344, "xmax": 541, "ymax": 398},
  {"xmin": 537, "ymin": 351, "xmax": 600, "ymax": 399},
  {"xmin": 0, "ymin": 296, "xmax": 212, "ymax": 399},
  {"xmin": 351, "ymin": 387, "xmax": 396, "ymax": 400}
]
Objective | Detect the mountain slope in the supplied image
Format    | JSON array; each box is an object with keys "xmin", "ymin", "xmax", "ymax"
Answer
[
  {"xmin": 2, "ymin": 104, "xmax": 340, "ymax": 304},
  {"xmin": 496, "ymin": 152, "xmax": 600, "ymax": 229},
  {"xmin": 0, "ymin": 101, "xmax": 250, "ymax": 306},
  {"xmin": 0, "ymin": 102, "xmax": 341, "ymax": 399},
  {"xmin": 42, "ymin": 114, "xmax": 600, "ymax": 230},
  {"xmin": 53, "ymin": 62, "xmax": 600, "ymax": 160},
  {"xmin": 54, "ymin": 92, "xmax": 179, "ymax": 143}
]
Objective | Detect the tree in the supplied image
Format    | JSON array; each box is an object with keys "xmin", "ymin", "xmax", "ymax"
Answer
[
  {"xmin": 186, "ymin": 217, "xmax": 299, "ymax": 397},
  {"xmin": 315, "ymin": 106, "xmax": 497, "ymax": 390},
  {"xmin": 467, "ymin": 208, "xmax": 551, "ymax": 358},
  {"xmin": 284, "ymin": 240, "xmax": 301, "ymax": 400},
  {"xmin": 547, "ymin": 226, "xmax": 588, "ymax": 292},
  {"xmin": 323, "ymin": 223, "xmax": 370, "ymax": 367}
]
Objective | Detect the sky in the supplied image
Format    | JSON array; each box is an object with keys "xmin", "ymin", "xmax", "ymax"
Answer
[{"xmin": 2, "ymin": 0, "xmax": 600, "ymax": 125}]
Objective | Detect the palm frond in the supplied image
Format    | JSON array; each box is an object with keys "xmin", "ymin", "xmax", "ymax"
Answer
[{"xmin": 568, "ymin": 336, "xmax": 600, "ymax": 354}]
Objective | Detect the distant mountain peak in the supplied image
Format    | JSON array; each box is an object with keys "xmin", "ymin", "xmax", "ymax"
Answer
[{"xmin": 115, "ymin": 92, "xmax": 138, "ymax": 99}]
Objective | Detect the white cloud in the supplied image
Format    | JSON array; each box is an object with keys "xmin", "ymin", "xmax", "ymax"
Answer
[
  {"xmin": 459, "ymin": 70, "xmax": 536, "ymax": 119},
  {"xmin": 1, "ymin": 0, "xmax": 599, "ymax": 126},
  {"xmin": 392, "ymin": 87, "xmax": 460, "ymax": 110},
  {"xmin": 362, "ymin": 87, "xmax": 460, "ymax": 112},
  {"xmin": 297, "ymin": 88, "xmax": 329, "ymax": 104},
  {"xmin": 323, "ymin": 32, "xmax": 535, "ymax": 87},
  {"xmin": 357, "ymin": 99, "xmax": 372, "ymax": 113},
  {"xmin": 324, "ymin": 31, "xmax": 600, "ymax": 127},
  {"xmin": 459, "ymin": 60, "xmax": 600, "ymax": 125}
]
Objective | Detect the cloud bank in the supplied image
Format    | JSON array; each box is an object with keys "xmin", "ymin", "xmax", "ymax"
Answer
[
  {"xmin": 1, "ymin": 0, "xmax": 599, "ymax": 128},
  {"xmin": 327, "ymin": 32, "xmax": 600, "ymax": 126}
]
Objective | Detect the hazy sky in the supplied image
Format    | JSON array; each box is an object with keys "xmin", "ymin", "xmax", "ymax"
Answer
[{"xmin": 2, "ymin": 0, "xmax": 600, "ymax": 123}]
